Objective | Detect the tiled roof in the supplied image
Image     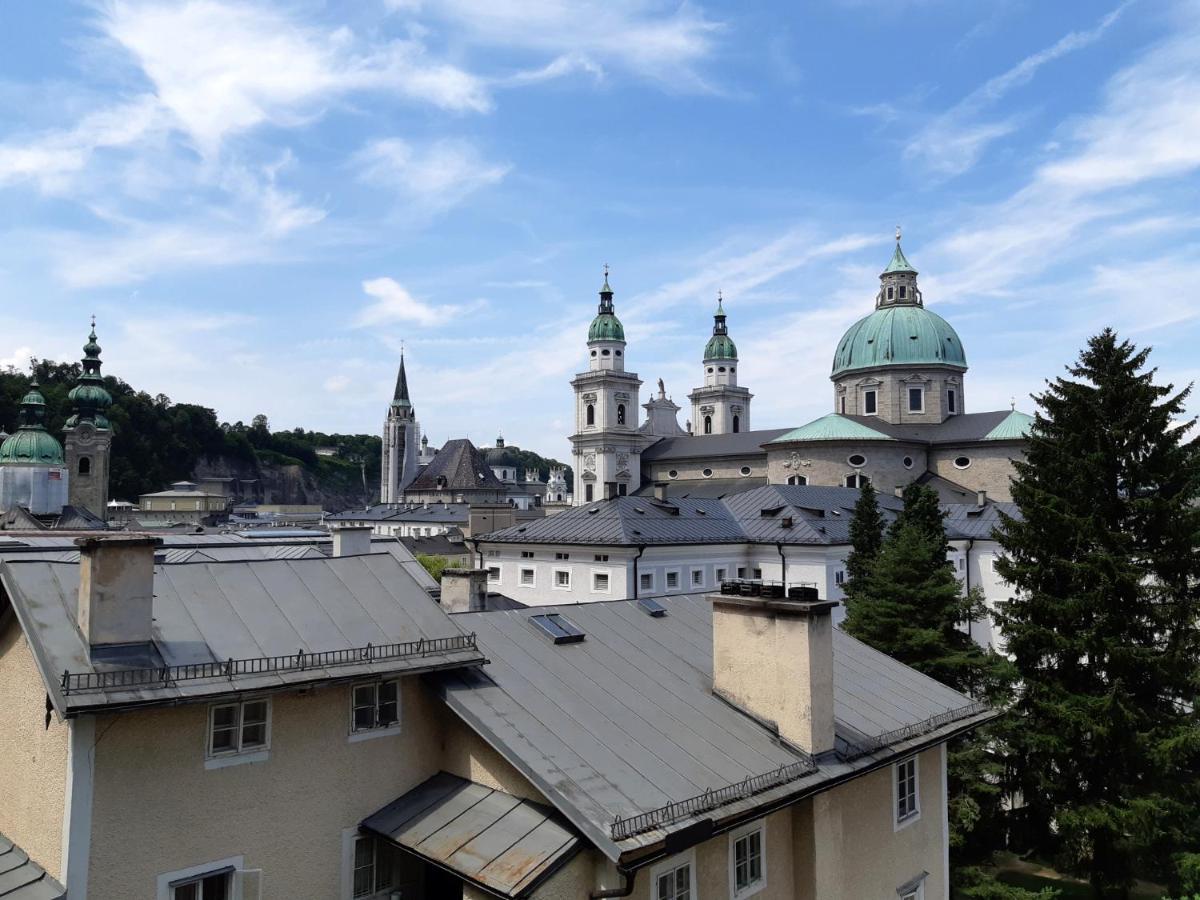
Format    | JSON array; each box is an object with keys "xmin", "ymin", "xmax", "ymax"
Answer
[
  {"xmin": 481, "ymin": 496, "xmax": 744, "ymax": 546},
  {"xmin": 408, "ymin": 439, "xmax": 506, "ymax": 492},
  {"xmin": 0, "ymin": 833, "xmax": 65, "ymax": 899}
]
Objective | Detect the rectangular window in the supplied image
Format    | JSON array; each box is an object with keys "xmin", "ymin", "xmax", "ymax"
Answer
[
  {"xmin": 898, "ymin": 874, "xmax": 927, "ymax": 900},
  {"xmin": 593, "ymin": 572, "xmax": 610, "ymax": 592},
  {"xmin": 716, "ymin": 567, "xmax": 727, "ymax": 582},
  {"xmin": 585, "ymin": 484, "xmax": 594, "ymax": 502},
  {"xmin": 864, "ymin": 390, "xmax": 877, "ymax": 415},
  {"xmin": 171, "ymin": 871, "xmax": 232, "ymax": 900},
  {"xmin": 895, "ymin": 756, "xmax": 920, "ymax": 826},
  {"xmin": 730, "ymin": 822, "xmax": 766, "ymax": 898},
  {"xmin": 666, "ymin": 571, "xmax": 679, "ymax": 590},
  {"xmin": 640, "ymin": 572, "xmax": 653, "ymax": 592},
  {"xmin": 655, "ymin": 861, "xmax": 693, "ymax": 900},
  {"xmin": 352, "ymin": 835, "xmax": 397, "ymax": 899},
  {"xmin": 947, "ymin": 389, "xmax": 957, "ymax": 414},
  {"xmin": 594, "ymin": 554, "xmax": 609, "ymax": 562},
  {"xmin": 737, "ymin": 567, "xmax": 747, "ymax": 579},
  {"xmin": 521, "ymin": 550, "xmax": 535, "ymax": 559},
  {"xmin": 555, "ymin": 570, "xmax": 571, "ymax": 588},
  {"xmin": 351, "ymin": 680, "xmax": 400, "ymax": 734},
  {"xmin": 556, "ymin": 552, "xmax": 570, "ymax": 560},
  {"xmin": 898, "ymin": 284, "xmax": 907, "ymax": 299},
  {"xmin": 520, "ymin": 568, "xmax": 535, "ymax": 586},
  {"xmin": 908, "ymin": 387, "xmax": 924, "ymax": 412},
  {"xmin": 208, "ymin": 699, "xmax": 269, "ymax": 757},
  {"xmin": 691, "ymin": 569, "xmax": 704, "ymax": 587},
  {"xmin": 835, "ymin": 570, "xmax": 845, "ymax": 586},
  {"xmin": 487, "ymin": 566, "xmax": 501, "ymax": 582},
  {"xmin": 753, "ymin": 568, "xmax": 762, "ymax": 580}
]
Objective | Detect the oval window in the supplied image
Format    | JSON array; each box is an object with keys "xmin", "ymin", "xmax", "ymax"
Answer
[
  {"xmin": 601, "ymin": 348, "xmax": 611, "ymax": 356},
  {"xmin": 590, "ymin": 350, "xmax": 597, "ymax": 357},
  {"xmin": 847, "ymin": 453, "xmax": 866, "ymax": 467},
  {"xmin": 615, "ymin": 350, "xmax": 622, "ymax": 357},
  {"xmin": 740, "ymin": 466, "xmax": 751, "ymax": 476},
  {"xmin": 954, "ymin": 456, "xmax": 972, "ymax": 469},
  {"xmin": 729, "ymin": 367, "xmax": 735, "ymax": 373},
  {"xmin": 668, "ymin": 469, "xmax": 678, "ymax": 479},
  {"xmin": 902, "ymin": 456, "xmax": 914, "ymax": 469},
  {"xmin": 718, "ymin": 366, "xmax": 726, "ymax": 372},
  {"xmin": 707, "ymin": 367, "xmax": 714, "ymax": 373},
  {"xmin": 702, "ymin": 468, "xmax": 714, "ymax": 478}
]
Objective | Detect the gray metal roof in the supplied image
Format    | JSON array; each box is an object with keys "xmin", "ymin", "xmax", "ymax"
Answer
[
  {"xmin": 0, "ymin": 834, "xmax": 64, "ymax": 899},
  {"xmin": 641, "ymin": 429, "xmax": 791, "ymax": 462},
  {"xmin": 327, "ymin": 502, "xmax": 470, "ymax": 524},
  {"xmin": 480, "ymin": 496, "xmax": 745, "ymax": 546},
  {"xmin": 437, "ymin": 596, "xmax": 994, "ymax": 862},
  {"xmin": 633, "ymin": 477, "xmax": 767, "ymax": 500},
  {"xmin": 362, "ymin": 772, "xmax": 580, "ymax": 898},
  {"xmin": 408, "ymin": 439, "xmax": 506, "ymax": 492},
  {"xmin": 2, "ymin": 553, "xmax": 483, "ymax": 715}
]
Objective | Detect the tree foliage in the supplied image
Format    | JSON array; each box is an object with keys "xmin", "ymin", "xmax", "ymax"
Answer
[
  {"xmin": 843, "ymin": 479, "xmax": 884, "ymax": 614},
  {"xmin": 995, "ymin": 329, "xmax": 1200, "ymax": 896}
]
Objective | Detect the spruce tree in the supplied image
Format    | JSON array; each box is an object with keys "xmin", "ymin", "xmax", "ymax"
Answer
[
  {"xmin": 843, "ymin": 480, "xmax": 885, "ymax": 613},
  {"xmin": 996, "ymin": 329, "xmax": 1200, "ymax": 896}
]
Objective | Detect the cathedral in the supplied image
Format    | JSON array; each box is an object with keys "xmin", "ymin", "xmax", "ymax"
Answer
[{"xmin": 570, "ymin": 233, "xmax": 1032, "ymax": 504}]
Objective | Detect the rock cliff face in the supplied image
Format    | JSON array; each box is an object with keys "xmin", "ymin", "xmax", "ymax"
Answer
[{"xmin": 191, "ymin": 455, "xmax": 372, "ymax": 512}]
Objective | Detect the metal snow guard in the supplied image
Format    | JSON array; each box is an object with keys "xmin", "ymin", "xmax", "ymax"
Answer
[{"xmin": 61, "ymin": 633, "xmax": 478, "ymax": 695}]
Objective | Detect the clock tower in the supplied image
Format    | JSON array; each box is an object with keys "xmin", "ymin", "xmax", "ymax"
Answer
[{"xmin": 63, "ymin": 319, "xmax": 113, "ymax": 519}]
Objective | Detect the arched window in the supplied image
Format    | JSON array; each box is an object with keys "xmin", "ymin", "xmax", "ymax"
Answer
[
  {"xmin": 786, "ymin": 475, "xmax": 807, "ymax": 486},
  {"xmin": 78, "ymin": 456, "xmax": 91, "ymax": 475},
  {"xmin": 732, "ymin": 415, "xmax": 740, "ymax": 433},
  {"xmin": 844, "ymin": 473, "xmax": 869, "ymax": 488},
  {"xmin": 617, "ymin": 404, "xmax": 626, "ymax": 425},
  {"xmin": 703, "ymin": 416, "xmax": 712, "ymax": 434},
  {"xmin": 586, "ymin": 404, "xmax": 595, "ymax": 426}
]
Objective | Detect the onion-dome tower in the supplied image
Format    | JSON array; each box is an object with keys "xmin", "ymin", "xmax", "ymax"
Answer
[
  {"xmin": 689, "ymin": 293, "xmax": 752, "ymax": 435},
  {"xmin": 0, "ymin": 381, "xmax": 70, "ymax": 515},
  {"xmin": 63, "ymin": 319, "xmax": 114, "ymax": 518}
]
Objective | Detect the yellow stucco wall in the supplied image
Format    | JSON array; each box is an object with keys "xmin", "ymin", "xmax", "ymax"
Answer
[
  {"xmin": 85, "ymin": 675, "xmax": 444, "ymax": 899},
  {"xmin": 0, "ymin": 618, "xmax": 68, "ymax": 880}
]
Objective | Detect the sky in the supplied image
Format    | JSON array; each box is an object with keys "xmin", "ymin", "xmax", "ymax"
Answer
[{"xmin": 1, "ymin": 0, "xmax": 1199, "ymax": 463}]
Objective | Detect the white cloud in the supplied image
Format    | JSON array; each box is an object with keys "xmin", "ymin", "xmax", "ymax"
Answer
[
  {"xmin": 324, "ymin": 374, "xmax": 353, "ymax": 392},
  {"xmin": 354, "ymin": 277, "xmax": 480, "ymax": 327},
  {"xmin": 905, "ymin": 2, "xmax": 1129, "ymax": 177},
  {"xmin": 0, "ymin": 346, "xmax": 35, "ymax": 371},
  {"xmin": 353, "ymin": 137, "xmax": 510, "ymax": 211}
]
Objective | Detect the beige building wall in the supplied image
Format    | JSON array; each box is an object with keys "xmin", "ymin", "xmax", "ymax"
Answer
[
  {"xmin": 928, "ymin": 445, "xmax": 1021, "ymax": 501},
  {"xmin": 645, "ymin": 455, "xmax": 766, "ymax": 484},
  {"xmin": 834, "ymin": 368, "xmax": 965, "ymax": 424},
  {"xmin": 0, "ymin": 620, "xmax": 69, "ymax": 881},
  {"xmin": 766, "ymin": 442, "xmax": 926, "ymax": 493},
  {"xmin": 85, "ymin": 675, "xmax": 445, "ymax": 899}
]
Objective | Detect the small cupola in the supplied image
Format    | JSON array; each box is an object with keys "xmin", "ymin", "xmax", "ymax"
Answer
[
  {"xmin": 703, "ymin": 292, "xmax": 738, "ymax": 362},
  {"xmin": 587, "ymin": 265, "xmax": 626, "ymax": 372},
  {"xmin": 877, "ymin": 226, "xmax": 922, "ymax": 309}
]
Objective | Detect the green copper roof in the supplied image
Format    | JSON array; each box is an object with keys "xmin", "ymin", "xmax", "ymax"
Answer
[
  {"xmin": 983, "ymin": 410, "xmax": 1033, "ymax": 441},
  {"xmin": 588, "ymin": 313, "xmax": 625, "ymax": 342},
  {"xmin": 768, "ymin": 413, "xmax": 895, "ymax": 444},
  {"xmin": 832, "ymin": 305, "xmax": 966, "ymax": 377},
  {"xmin": 704, "ymin": 333, "xmax": 737, "ymax": 360},
  {"xmin": 65, "ymin": 323, "xmax": 112, "ymax": 428},
  {"xmin": 0, "ymin": 383, "xmax": 65, "ymax": 465},
  {"xmin": 882, "ymin": 242, "xmax": 916, "ymax": 274}
]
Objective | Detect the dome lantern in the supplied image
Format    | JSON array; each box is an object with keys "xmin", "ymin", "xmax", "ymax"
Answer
[{"xmin": 703, "ymin": 292, "xmax": 738, "ymax": 361}]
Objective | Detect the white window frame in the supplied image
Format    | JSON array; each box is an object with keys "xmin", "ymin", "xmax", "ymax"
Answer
[
  {"xmin": 715, "ymin": 567, "xmax": 727, "ymax": 583},
  {"xmin": 157, "ymin": 855, "xmax": 244, "ymax": 900},
  {"xmin": 863, "ymin": 389, "xmax": 878, "ymax": 416},
  {"xmin": 894, "ymin": 756, "xmax": 921, "ymax": 830},
  {"xmin": 519, "ymin": 567, "xmax": 536, "ymax": 588},
  {"xmin": 947, "ymin": 388, "xmax": 957, "ymax": 415},
  {"xmin": 205, "ymin": 698, "xmax": 271, "ymax": 770},
  {"xmin": 553, "ymin": 568, "xmax": 571, "ymax": 590},
  {"xmin": 639, "ymin": 571, "xmax": 654, "ymax": 593},
  {"xmin": 834, "ymin": 570, "xmax": 845, "ymax": 586},
  {"xmin": 341, "ymin": 830, "xmax": 402, "ymax": 900},
  {"xmin": 908, "ymin": 387, "xmax": 925, "ymax": 413},
  {"xmin": 690, "ymin": 568, "xmax": 705, "ymax": 589},
  {"xmin": 664, "ymin": 569, "xmax": 680, "ymax": 592},
  {"xmin": 650, "ymin": 848, "xmax": 697, "ymax": 900},
  {"xmin": 897, "ymin": 872, "xmax": 928, "ymax": 900},
  {"xmin": 348, "ymin": 679, "xmax": 402, "ymax": 742},
  {"xmin": 728, "ymin": 819, "xmax": 767, "ymax": 899},
  {"xmin": 592, "ymin": 570, "xmax": 610, "ymax": 594}
]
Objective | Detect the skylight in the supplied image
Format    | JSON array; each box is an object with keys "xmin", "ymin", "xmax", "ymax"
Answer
[
  {"xmin": 530, "ymin": 613, "xmax": 585, "ymax": 644},
  {"xmin": 637, "ymin": 597, "xmax": 667, "ymax": 617}
]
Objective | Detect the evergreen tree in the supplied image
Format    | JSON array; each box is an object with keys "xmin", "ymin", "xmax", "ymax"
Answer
[
  {"xmin": 843, "ymin": 480, "xmax": 885, "ymax": 613},
  {"xmin": 995, "ymin": 329, "xmax": 1200, "ymax": 896}
]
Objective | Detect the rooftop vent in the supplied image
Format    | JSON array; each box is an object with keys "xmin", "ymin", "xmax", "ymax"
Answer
[
  {"xmin": 781, "ymin": 516, "xmax": 794, "ymax": 529},
  {"xmin": 760, "ymin": 505, "xmax": 785, "ymax": 518},
  {"xmin": 530, "ymin": 613, "xmax": 585, "ymax": 644},
  {"xmin": 637, "ymin": 597, "xmax": 667, "ymax": 617}
]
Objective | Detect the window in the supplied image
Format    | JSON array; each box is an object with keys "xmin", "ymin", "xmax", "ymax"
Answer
[
  {"xmin": 903, "ymin": 456, "xmax": 914, "ymax": 469},
  {"xmin": 653, "ymin": 853, "xmax": 695, "ymax": 900},
  {"xmin": 593, "ymin": 572, "xmax": 610, "ymax": 592},
  {"xmin": 170, "ymin": 870, "xmax": 231, "ymax": 900},
  {"xmin": 786, "ymin": 475, "xmax": 807, "ymax": 486},
  {"xmin": 667, "ymin": 469, "xmax": 678, "ymax": 479},
  {"xmin": 898, "ymin": 284, "xmax": 907, "ymax": 299},
  {"xmin": 845, "ymin": 473, "xmax": 869, "ymax": 488},
  {"xmin": 601, "ymin": 348, "xmax": 610, "ymax": 356},
  {"xmin": 352, "ymin": 835, "xmax": 398, "ymax": 898},
  {"xmin": 718, "ymin": 366, "xmax": 726, "ymax": 372},
  {"xmin": 707, "ymin": 367, "xmax": 713, "ymax": 374},
  {"xmin": 586, "ymin": 404, "xmax": 595, "ymax": 426},
  {"xmin": 585, "ymin": 484, "xmax": 594, "ymax": 502},
  {"xmin": 835, "ymin": 570, "xmax": 845, "ymax": 585},
  {"xmin": 618, "ymin": 483, "xmax": 628, "ymax": 496},
  {"xmin": 957, "ymin": 557, "xmax": 965, "ymax": 571},
  {"xmin": 908, "ymin": 387, "xmax": 924, "ymax": 412},
  {"xmin": 640, "ymin": 572, "xmax": 654, "ymax": 592},
  {"xmin": 487, "ymin": 566, "xmax": 500, "ymax": 582},
  {"xmin": 591, "ymin": 349, "xmax": 597, "ymax": 357},
  {"xmin": 208, "ymin": 699, "xmax": 269, "ymax": 758},
  {"xmin": 556, "ymin": 552, "xmax": 570, "ymax": 560},
  {"xmin": 887, "ymin": 286, "xmax": 894, "ymax": 300},
  {"xmin": 753, "ymin": 567, "xmax": 762, "ymax": 579},
  {"xmin": 737, "ymin": 567, "xmax": 747, "ymax": 579},
  {"xmin": 954, "ymin": 456, "xmax": 972, "ymax": 469},
  {"xmin": 730, "ymin": 821, "xmax": 766, "ymax": 898},
  {"xmin": 702, "ymin": 468, "xmax": 713, "ymax": 478},
  {"xmin": 521, "ymin": 550, "xmax": 535, "ymax": 558},
  {"xmin": 847, "ymin": 453, "xmax": 866, "ymax": 467},
  {"xmin": 732, "ymin": 415, "xmax": 740, "ymax": 433},
  {"xmin": 617, "ymin": 404, "xmax": 626, "ymax": 425},
  {"xmin": 666, "ymin": 571, "xmax": 679, "ymax": 590},
  {"xmin": 520, "ymin": 568, "xmax": 535, "ymax": 586},
  {"xmin": 554, "ymin": 570, "xmax": 571, "ymax": 589},
  {"xmin": 703, "ymin": 415, "xmax": 712, "ymax": 434},
  {"xmin": 716, "ymin": 567, "xmax": 727, "ymax": 582},
  {"xmin": 895, "ymin": 756, "xmax": 920, "ymax": 827},
  {"xmin": 691, "ymin": 569, "xmax": 704, "ymax": 587},
  {"xmin": 898, "ymin": 877, "xmax": 926, "ymax": 900},
  {"xmin": 594, "ymin": 554, "xmax": 609, "ymax": 562},
  {"xmin": 351, "ymin": 680, "xmax": 399, "ymax": 734},
  {"xmin": 863, "ymin": 390, "xmax": 877, "ymax": 415},
  {"xmin": 840, "ymin": 396, "xmax": 846, "ymax": 414},
  {"xmin": 615, "ymin": 350, "xmax": 622, "ymax": 357},
  {"xmin": 739, "ymin": 465, "xmax": 751, "ymax": 476},
  {"xmin": 947, "ymin": 388, "xmax": 957, "ymax": 414},
  {"xmin": 78, "ymin": 456, "xmax": 91, "ymax": 475}
]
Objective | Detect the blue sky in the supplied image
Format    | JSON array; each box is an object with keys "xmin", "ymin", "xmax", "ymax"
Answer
[{"xmin": 1, "ymin": 0, "xmax": 1198, "ymax": 463}]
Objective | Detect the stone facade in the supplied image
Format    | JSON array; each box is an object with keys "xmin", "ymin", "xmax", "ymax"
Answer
[{"xmin": 834, "ymin": 368, "xmax": 965, "ymax": 424}]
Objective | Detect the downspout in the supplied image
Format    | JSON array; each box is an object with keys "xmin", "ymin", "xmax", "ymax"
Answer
[
  {"xmin": 590, "ymin": 867, "xmax": 638, "ymax": 899},
  {"xmin": 776, "ymin": 542, "xmax": 786, "ymax": 591},
  {"xmin": 631, "ymin": 545, "xmax": 646, "ymax": 599}
]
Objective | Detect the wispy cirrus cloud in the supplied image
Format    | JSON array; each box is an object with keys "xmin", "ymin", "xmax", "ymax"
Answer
[
  {"xmin": 353, "ymin": 137, "xmax": 510, "ymax": 212},
  {"xmin": 353, "ymin": 277, "xmax": 487, "ymax": 328}
]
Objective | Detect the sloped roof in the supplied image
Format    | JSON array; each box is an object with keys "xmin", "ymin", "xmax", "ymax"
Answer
[
  {"xmin": 770, "ymin": 410, "xmax": 1029, "ymax": 447},
  {"xmin": 768, "ymin": 414, "xmax": 896, "ymax": 444},
  {"xmin": 983, "ymin": 410, "xmax": 1034, "ymax": 441},
  {"xmin": 480, "ymin": 496, "xmax": 744, "ymax": 546},
  {"xmin": 0, "ymin": 833, "xmax": 64, "ymax": 899},
  {"xmin": 327, "ymin": 502, "xmax": 470, "ymax": 524},
  {"xmin": 632, "ymin": 477, "xmax": 766, "ymax": 500},
  {"xmin": 408, "ymin": 439, "xmax": 506, "ymax": 492},
  {"xmin": 437, "ymin": 596, "xmax": 994, "ymax": 862},
  {"xmin": 641, "ymin": 428, "xmax": 790, "ymax": 462}
]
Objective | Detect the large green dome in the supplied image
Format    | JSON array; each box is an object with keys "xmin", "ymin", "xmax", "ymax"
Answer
[
  {"xmin": 0, "ymin": 383, "xmax": 65, "ymax": 466},
  {"xmin": 588, "ymin": 313, "xmax": 625, "ymax": 342},
  {"xmin": 832, "ymin": 305, "xmax": 966, "ymax": 377},
  {"xmin": 704, "ymin": 333, "xmax": 737, "ymax": 360}
]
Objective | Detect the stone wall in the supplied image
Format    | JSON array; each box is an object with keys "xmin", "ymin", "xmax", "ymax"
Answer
[
  {"xmin": 833, "ymin": 367, "xmax": 965, "ymax": 424},
  {"xmin": 766, "ymin": 442, "xmax": 926, "ymax": 493}
]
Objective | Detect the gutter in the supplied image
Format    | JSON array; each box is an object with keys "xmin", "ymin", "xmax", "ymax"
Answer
[
  {"xmin": 590, "ymin": 868, "xmax": 638, "ymax": 899},
  {"xmin": 776, "ymin": 542, "xmax": 786, "ymax": 589},
  {"xmin": 631, "ymin": 545, "xmax": 646, "ymax": 599}
]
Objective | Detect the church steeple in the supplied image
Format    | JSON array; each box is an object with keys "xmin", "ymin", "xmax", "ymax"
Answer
[
  {"xmin": 66, "ymin": 317, "xmax": 113, "ymax": 428},
  {"xmin": 877, "ymin": 226, "xmax": 922, "ymax": 309},
  {"xmin": 392, "ymin": 351, "xmax": 412, "ymax": 410}
]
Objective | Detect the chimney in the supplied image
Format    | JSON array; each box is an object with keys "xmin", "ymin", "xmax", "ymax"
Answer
[
  {"xmin": 604, "ymin": 483, "xmax": 616, "ymax": 500},
  {"xmin": 75, "ymin": 535, "xmax": 161, "ymax": 650},
  {"xmin": 894, "ymin": 485, "xmax": 904, "ymax": 498},
  {"xmin": 332, "ymin": 525, "xmax": 373, "ymax": 557},
  {"xmin": 712, "ymin": 593, "xmax": 838, "ymax": 756},
  {"xmin": 440, "ymin": 568, "xmax": 488, "ymax": 613},
  {"xmin": 976, "ymin": 489, "xmax": 987, "ymax": 506},
  {"xmin": 653, "ymin": 482, "xmax": 668, "ymax": 501}
]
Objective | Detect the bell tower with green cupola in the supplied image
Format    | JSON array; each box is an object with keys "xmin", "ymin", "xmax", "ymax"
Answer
[
  {"xmin": 63, "ymin": 318, "xmax": 114, "ymax": 519},
  {"xmin": 688, "ymin": 293, "xmax": 752, "ymax": 435},
  {"xmin": 568, "ymin": 268, "xmax": 650, "ymax": 504}
]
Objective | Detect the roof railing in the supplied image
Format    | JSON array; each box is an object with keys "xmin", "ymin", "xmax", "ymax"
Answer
[
  {"xmin": 840, "ymin": 701, "xmax": 991, "ymax": 759},
  {"xmin": 60, "ymin": 633, "xmax": 478, "ymax": 695}
]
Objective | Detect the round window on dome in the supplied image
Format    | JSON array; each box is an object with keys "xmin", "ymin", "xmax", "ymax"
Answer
[
  {"xmin": 847, "ymin": 453, "xmax": 867, "ymax": 467},
  {"xmin": 590, "ymin": 350, "xmax": 597, "ymax": 357},
  {"xmin": 903, "ymin": 456, "xmax": 914, "ymax": 469},
  {"xmin": 718, "ymin": 366, "xmax": 726, "ymax": 372},
  {"xmin": 707, "ymin": 367, "xmax": 714, "ymax": 374},
  {"xmin": 954, "ymin": 456, "xmax": 972, "ymax": 469},
  {"xmin": 740, "ymin": 466, "xmax": 751, "ymax": 476},
  {"xmin": 702, "ymin": 468, "xmax": 714, "ymax": 478},
  {"xmin": 729, "ymin": 367, "xmax": 735, "ymax": 373},
  {"xmin": 668, "ymin": 469, "xmax": 678, "ymax": 479},
  {"xmin": 615, "ymin": 350, "xmax": 622, "ymax": 356},
  {"xmin": 601, "ymin": 349, "xmax": 610, "ymax": 356}
]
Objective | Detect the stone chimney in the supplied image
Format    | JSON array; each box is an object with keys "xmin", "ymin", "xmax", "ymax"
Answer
[
  {"xmin": 653, "ymin": 483, "xmax": 669, "ymax": 501},
  {"xmin": 75, "ymin": 534, "xmax": 161, "ymax": 650},
  {"xmin": 712, "ymin": 594, "xmax": 838, "ymax": 756},
  {"xmin": 976, "ymin": 489, "xmax": 987, "ymax": 506},
  {"xmin": 331, "ymin": 525, "xmax": 373, "ymax": 557},
  {"xmin": 467, "ymin": 504, "xmax": 515, "ymax": 538},
  {"xmin": 440, "ymin": 568, "xmax": 487, "ymax": 613}
]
